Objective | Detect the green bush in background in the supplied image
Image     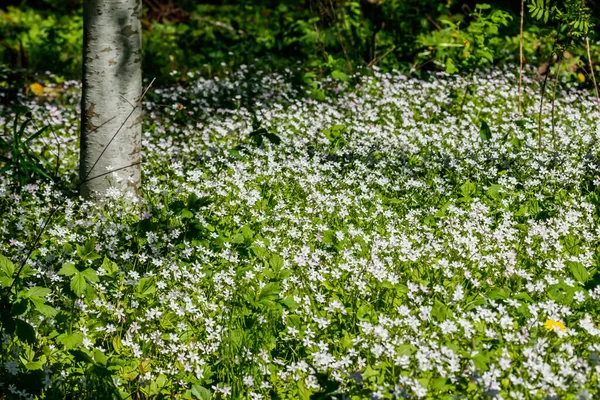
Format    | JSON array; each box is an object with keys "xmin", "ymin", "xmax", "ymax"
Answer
[{"xmin": 0, "ymin": 0, "xmax": 598, "ymax": 85}]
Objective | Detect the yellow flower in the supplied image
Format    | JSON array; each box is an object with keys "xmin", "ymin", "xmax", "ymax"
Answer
[
  {"xmin": 577, "ymin": 72, "xmax": 586, "ymax": 83},
  {"xmin": 544, "ymin": 319, "xmax": 566, "ymax": 332},
  {"xmin": 464, "ymin": 40, "xmax": 470, "ymax": 48},
  {"xmin": 29, "ymin": 83, "xmax": 44, "ymax": 96}
]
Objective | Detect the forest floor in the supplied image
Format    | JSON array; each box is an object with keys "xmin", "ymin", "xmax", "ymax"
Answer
[{"xmin": 1, "ymin": 67, "xmax": 600, "ymax": 398}]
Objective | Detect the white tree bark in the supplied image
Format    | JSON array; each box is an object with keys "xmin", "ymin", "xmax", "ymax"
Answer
[{"xmin": 80, "ymin": 0, "xmax": 142, "ymax": 200}]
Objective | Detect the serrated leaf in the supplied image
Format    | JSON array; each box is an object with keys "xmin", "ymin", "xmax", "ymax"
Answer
[
  {"xmin": 269, "ymin": 254, "xmax": 284, "ymax": 271},
  {"xmin": 27, "ymin": 286, "xmax": 51, "ymax": 299},
  {"xmin": 70, "ymin": 272, "xmax": 87, "ymax": 296},
  {"xmin": 101, "ymin": 256, "xmax": 119, "ymax": 276},
  {"xmin": 0, "ymin": 253, "xmax": 15, "ymax": 277},
  {"xmin": 259, "ymin": 282, "xmax": 281, "ymax": 302},
  {"xmin": 94, "ymin": 349, "xmax": 108, "ymax": 365},
  {"xmin": 487, "ymin": 184, "xmax": 502, "ymax": 200},
  {"xmin": 58, "ymin": 262, "xmax": 78, "ymax": 276},
  {"xmin": 431, "ymin": 299, "xmax": 451, "ymax": 321},
  {"xmin": 30, "ymin": 298, "xmax": 57, "ymax": 317},
  {"xmin": 57, "ymin": 332, "xmax": 83, "ymax": 349},
  {"xmin": 81, "ymin": 268, "xmax": 99, "ymax": 283}
]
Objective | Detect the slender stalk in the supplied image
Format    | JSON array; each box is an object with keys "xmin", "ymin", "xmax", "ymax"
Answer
[
  {"xmin": 519, "ymin": 0, "xmax": 525, "ymax": 115},
  {"xmin": 586, "ymin": 37, "xmax": 600, "ymax": 113},
  {"xmin": 538, "ymin": 70, "xmax": 550, "ymax": 153},
  {"xmin": 550, "ymin": 55, "xmax": 564, "ymax": 150}
]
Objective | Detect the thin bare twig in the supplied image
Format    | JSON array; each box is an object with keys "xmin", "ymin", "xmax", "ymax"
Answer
[{"xmin": 367, "ymin": 46, "xmax": 396, "ymax": 68}]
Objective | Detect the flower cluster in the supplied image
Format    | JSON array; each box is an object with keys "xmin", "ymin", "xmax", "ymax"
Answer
[{"xmin": 1, "ymin": 66, "xmax": 600, "ymax": 398}]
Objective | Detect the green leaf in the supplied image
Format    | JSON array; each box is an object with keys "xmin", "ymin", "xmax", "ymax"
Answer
[
  {"xmin": 480, "ymin": 120, "xmax": 492, "ymax": 141},
  {"xmin": 58, "ymin": 262, "xmax": 78, "ymax": 276},
  {"xmin": 396, "ymin": 344, "xmax": 416, "ymax": 356},
  {"xmin": 431, "ymin": 299, "xmax": 451, "ymax": 321},
  {"xmin": 280, "ymin": 297, "xmax": 298, "ymax": 310},
  {"xmin": 69, "ymin": 349, "xmax": 93, "ymax": 364},
  {"xmin": 71, "ymin": 272, "xmax": 87, "ymax": 296},
  {"xmin": 137, "ymin": 277, "xmax": 156, "ymax": 297},
  {"xmin": 460, "ymin": 180, "xmax": 476, "ymax": 198},
  {"xmin": 81, "ymin": 268, "xmax": 99, "ymax": 283},
  {"xmin": 269, "ymin": 254, "xmax": 284, "ymax": 271},
  {"xmin": 568, "ymin": 261, "xmax": 589, "ymax": 284},
  {"xmin": 472, "ymin": 352, "xmax": 489, "ymax": 371},
  {"xmin": 0, "ymin": 253, "xmax": 15, "ymax": 277},
  {"xmin": 101, "ymin": 256, "xmax": 119, "ymax": 276},
  {"xmin": 94, "ymin": 349, "xmax": 108, "ymax": 365},
  {"xmin": 25, "ymin": 361, "xmax": 43, "ymax": 370},
  {"xmin": 57, "ymin": 332, "xmax": 84, "ymax": 349},
  {"xmin": 362, "ymin": 365, "xmax": 379, "ymax": 380},
  {"xmin": 30, "ymin": 298, "xmax": 57, "ymax": 317},
  {"xmin": 27, "ymin": 286, "xmax": 51, "ymax": 299},
  {"xmin": 11, "ymin": 299, "xmax": 28, "ymax": 316},
  {"xmin": 331, "ymin": 70, "xmax": 349, "ymax": 82},
  {"xmin": 357, "ymin": 304, "xmax": 371, "ymax": 321},
  {"xmin": 445, "ymin": 58, "xmax": 458, "ymax": 74},
  {"xmin": 15, "ymin": 319, "xmax": 36, "ymax": 344},
  {"xmin": 486, "ymin": 184, "xmax": 502, "ymax": 200},
  {"xmin": 231, "ymin": 233, "xmax": 245, "ymax": 244},
  {"xmin": 259, "ymin": 282, "xmax": 281, "ymax": 302}
]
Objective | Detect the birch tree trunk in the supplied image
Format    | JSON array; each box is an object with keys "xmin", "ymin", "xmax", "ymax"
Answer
[{"xmin": 80, "ymin": 0, "xmax": 142, "ymax": 200}]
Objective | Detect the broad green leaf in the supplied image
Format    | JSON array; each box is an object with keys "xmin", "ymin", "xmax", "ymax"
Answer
[
  {"xmin": 280, "ymin": 297, "xmax": 298, "ymax": 310},
  {"xmin": 11, "ymin": 299, "xmax": 28, "ymax": 316},
  {"xmin": 487, "ymin": 184, "xmax": 502, "ymax": 200},
  {"xmin": 480, "ymin": 120, "xmax": 492, "ymax": 141},
  {"xmin": 57, "ymin": 332, "xmax": 83, "ymax": 349},
  {"xmin": 101, "ymin": 256, "xmax": 119, "ymax": 276},
  {"xmin": 71, "ymin": 272, "xmax": 87, "ymax": 296},
  {"xmin": 231, "ymin": 233, "xmax": 245, "ymax": 244},
  {"xmin": 69, "ymin": 349, "xmax": 93, "ymax": 363},
  {"xmin": 259, "ymin": 282, "xmax": 281, "ymax": 302},
  {"xmin": 269, "ymin": 254, "xmax": 284, "ymax": 271},
  {"xmin": 432, "ymin": 299, "xmax": 451, "ymax": 321},
  {"xmin": 191, "ymin": 385, "xmax": 211, "ymax": 400},
  {"xmin": 0, "ymin": 253, "xmax": 15, "ymax": 277},
  {"xmin": 568, "ymin": 261, "xmax": 589, "ymax": 284},
  {"xmin": 27, "ymin": 286, "xmax": 51, "ymax": 299},
  {"xmin": 137, "ymin": 277, "xmax": 156, "ymax": 297},
  {"xmin": 81, "ymin": 268, "xmax": 99, "ymax": 283},
  {"xmin": 362, "ymin": 365, "xmax": 379, "ymax": 380},
  {"xmin": 25, "ymin": 361, "xmax": 43, "ymax": 370},
  {"xmin": 30, "ymin": 298, "xmax": 57, "ymax": 317},
  {"xmin": 94, "ymin": 349, "xmax": 108, "ymax": 365},
  {"xmin": 472, "ymin": 352, "xmax": 489, "ymax": 371},
  {"xmin": 460, "ymin": 180, "xmax": 476, "ymax": 198},
  {"xmin": 58, "ymin": 262, "xmax": 78, "ymax": 276},
  {"xmin": 15, "ymin": 319, "xmax": 36, "ymax": 344},
  {"xmin": 331, "ymin": 70, "xmax": 349, "ymax": 82},
  {"xmin": 357, "ymin": 304, "xmax": 371, "ymax": 321}
]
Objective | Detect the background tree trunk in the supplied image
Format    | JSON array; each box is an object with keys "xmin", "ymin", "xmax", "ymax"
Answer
[{"xmin": 80, "ymin": 0, "xmax": 142, "ymax": 200}]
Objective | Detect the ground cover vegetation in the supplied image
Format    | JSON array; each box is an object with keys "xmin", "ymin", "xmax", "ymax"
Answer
[
  {"xmin": 2, "ymin": 65, "xmax": 600, "ymax": 399},
  {"xmin": 1, "ymin": 0, "xmax": 600, "ymax": 399}
]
